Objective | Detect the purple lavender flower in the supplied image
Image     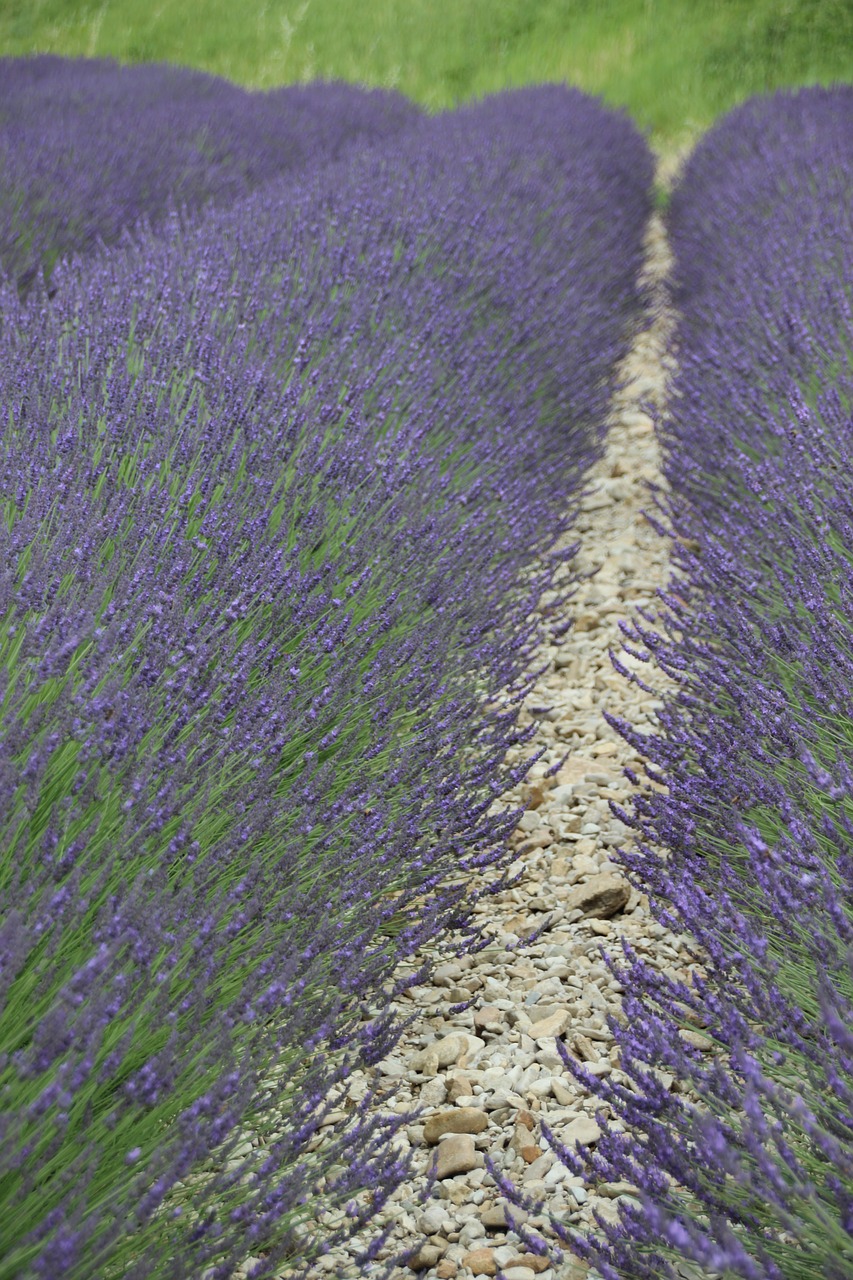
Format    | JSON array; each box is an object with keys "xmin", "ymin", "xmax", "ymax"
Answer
[
  {"xmin": 0, "ymin": 71, "xmax": 652, "ymax": 1278},
  {"xmin": 512, "ymin": 86, "xmax": 853, "ymax": 1280},
  {"xmin": 0, "ymin": 54, "xmax": 422, "ymax": 297}
]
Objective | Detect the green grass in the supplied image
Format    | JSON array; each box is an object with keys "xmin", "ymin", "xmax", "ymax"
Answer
[{"xmin": 1, "ymin": 0, "xmax": 852, "ymax": 149}]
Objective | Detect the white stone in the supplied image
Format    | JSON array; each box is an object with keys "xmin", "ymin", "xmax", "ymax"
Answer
[
  {"xmin": 563, "ymin": 1114, "xmax": 602, "ymax": 1148},
  {"xmin": 418, "ymin": 1204, "xmax": 449, "ymax": 1235}
]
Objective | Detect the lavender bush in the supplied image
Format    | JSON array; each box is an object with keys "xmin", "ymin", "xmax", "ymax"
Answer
[
  {"xmin": 495, "ymin": 87, "xmax": 853, "ymax": 1280},
  {"xmin": 0, "ymin": 79, "xmax": 653, "ymax": 1279},
  {"xmin": 0, "ymin": 54, "xmax": 421, "ymax": 298}
]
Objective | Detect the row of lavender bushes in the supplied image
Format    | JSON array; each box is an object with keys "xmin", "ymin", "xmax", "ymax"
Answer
[
  {"xmin": 0, "ymin": 68, "xmax": 654, "ymax": 1280},
  {"xmin": 497, "ymin": 86, "xmax": 853, "ymax": 1280},
  {"xmin": 0, "ymin": 55, "xmax": 422, "ymax": 298}
]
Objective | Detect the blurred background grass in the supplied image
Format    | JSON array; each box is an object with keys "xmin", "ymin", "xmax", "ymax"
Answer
[{"xmin": 2, "ymin": 0, "xmax": 852, "ymax": 151}]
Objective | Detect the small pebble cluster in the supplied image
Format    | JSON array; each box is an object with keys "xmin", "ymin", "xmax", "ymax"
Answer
[{"xmin": 272, "ymin": 167, "xmax": 708, "ymax": 1280}]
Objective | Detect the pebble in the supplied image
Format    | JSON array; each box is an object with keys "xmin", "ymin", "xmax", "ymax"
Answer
[
  {"xmin": 462, "ymin": 1247, "xmax": 497, "ymax": 1276},
  {"xmin": 481, "ymin": 1203, "xmax": 528, "ymax": 1230},
  {"xmin": 423, "ymin": 1107, "xmax": 490, "ymax": 1144},
  {"xmin": 474, "ymin": 1005, "xmax": 503, "ymax": 1032},
  {"xmin": 550, "ymin": 1078, "xmax": 575, "ymax": 1106},
  {"xmin": 409, "ymin": 1243, "xmax": 442, "ymax": 1271},
  {"xmin": 527, "ymin": 1009, "xmax": 569, "ymax": 1040},
  {"xmin": 434, "ymin": 1134, "xmax": 481, "ymax": 1179},
  {"xmin": 566, "ymin": 872, "xmax": 631, "ymax": 918},
  {"xmin": 418, "ymin": 1205, "xmax": 450, "ymax": 1235},
  {"xmin": 523, "ymin": 1152, "xmax": 554, "ymax": 1182},
  {"xmin": 599, "ymin": 1180, "xmax": 641, "ymax": 1199},
  {"xmin": 563, "ymin": 1115, "xmax": 602, "ymax": 1149},
  {"xmin": 409, "ymin": 1034, "xmax": 469, "ymax": 1075}
]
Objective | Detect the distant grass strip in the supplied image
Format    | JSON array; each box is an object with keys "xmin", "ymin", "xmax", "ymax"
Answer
[{"xmin": 2, "ymin": 0, "xmax": 852, "ymax": 146}]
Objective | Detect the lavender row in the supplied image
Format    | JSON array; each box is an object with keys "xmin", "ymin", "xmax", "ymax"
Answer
[
  {"xmin": 0, "ymin": 55, "xmax": 421, "ymax": 298},
  {"xmin": 501, "ymin": 87, "xmax": 853, "ymax": 1279},
  {"xmin": 0, "ymin": 86, "xmax": 653, "ymax": 1279}
]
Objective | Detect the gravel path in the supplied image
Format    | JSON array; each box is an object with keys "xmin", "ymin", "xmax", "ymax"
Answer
[
  {"xmin": 280, "ymin": 165, "xmax": 710, "ymax": 1280},
  {"xmin": 211, "ymin": 153, "xmax": 709, "ymax": 1280}
]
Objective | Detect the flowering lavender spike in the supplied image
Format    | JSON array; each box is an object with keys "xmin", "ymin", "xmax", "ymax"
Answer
[
  {"xmin": 522, "ymin": 86, "xmax": 853, "ymax": 1280},
  {"xmin": 0, "ymin": 72, "xmax": 653, "ymax": 1278}
]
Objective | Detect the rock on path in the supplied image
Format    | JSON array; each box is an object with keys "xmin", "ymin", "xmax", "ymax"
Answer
[{"xmin": 224, "ymin": 151, "xmax": 721, "ymax": 1280}]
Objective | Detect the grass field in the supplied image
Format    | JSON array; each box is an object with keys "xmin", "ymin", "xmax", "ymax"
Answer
[{"xmin": 2, "ymin": 0, "xmax": 853, "ymax": 149}]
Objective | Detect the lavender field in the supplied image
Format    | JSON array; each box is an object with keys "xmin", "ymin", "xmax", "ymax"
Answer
[
  {"xmin": 0, "ymin": 60, "xmax": 653, "ymax": 1279},
  {"xmin": 497, "ymin": 87, "xmax": 853, "ymax": 1280},
  {"xmin": 0, "ymin": 57, "xmax": 850, "ymax": 1280}
]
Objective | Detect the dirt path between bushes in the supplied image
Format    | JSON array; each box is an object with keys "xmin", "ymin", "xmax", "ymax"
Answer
[
  {"xmin": 246, "ymin": 150, "xmax": 726, "ymax": 1280},
  {"xmin": 190, "ymin": 147, "xmax": 725, "ymax": 1280}
]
